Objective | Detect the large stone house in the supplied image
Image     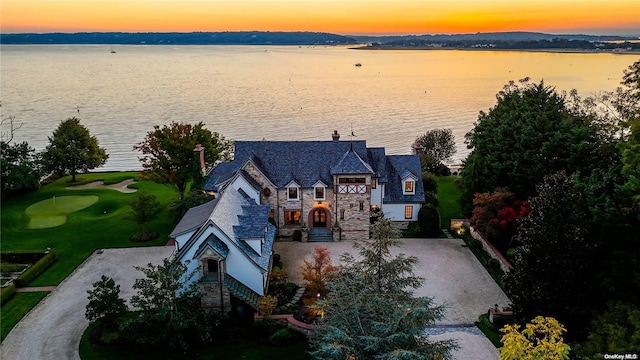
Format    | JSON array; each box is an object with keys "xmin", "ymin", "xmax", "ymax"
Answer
[{"xmin": 202, "ymin": 132, "xmax": 425, "ymax": 241}]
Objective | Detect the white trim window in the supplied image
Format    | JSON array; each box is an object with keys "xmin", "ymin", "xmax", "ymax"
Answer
[
  {"xmin": 287, "ymin": 187, "xmax": 299, "ymax": 200},
  {"xmin": 403, "ymin": 179, "xmax": 415, "ymax": 195},
  {"xmin": 312, "ymin": 180, "xmax": 327, "ymax": 201},
  {"xmin": 286, "ymin": 181, "xmax": 300, "ymax": 200},
  {"xmin": 314, "ymin": 186, "xmax": 325, "ymax": 200}
]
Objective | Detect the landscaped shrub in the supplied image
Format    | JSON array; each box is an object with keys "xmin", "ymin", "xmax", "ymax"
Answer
[
  {"xmin": 468, "ymin": 238, "xmax": 483, "ymax": 250},
  {"xmin": 292, "ymin": 230, "xmax": 302, "ymax": 242},
  {"xmin": 269, "ymin": 327, "xmax": 305, "ymax": 346},
  {"xmin": 13, "ymin": 251, "xmax": 58, "ymax": 288},
  {"xmin": 273, "ymin": 253, "xmax": 283, "ymax": 269},
  {"xmin": 486, "ymin": 258, "xmax": 500, "ymax": 270},
  {"xmin": 418, "ymin": 205, "xmax": 441, "ymax": 237},
  {"xmin": 1, "ymin": 263, "xmax": 27, "ymax": 273},
  {"xmin": 1, "ymin": 283, "xmax": 16, "ymax": 305}
]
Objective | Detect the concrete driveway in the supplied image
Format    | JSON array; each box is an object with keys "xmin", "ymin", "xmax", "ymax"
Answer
[
  {"xmin": 1, "ymin": 246, "xmax": 174, "ymax": 360},
  {"xmin": 274, "ymin": 237, "xmax": 510, "ymax": 359}
]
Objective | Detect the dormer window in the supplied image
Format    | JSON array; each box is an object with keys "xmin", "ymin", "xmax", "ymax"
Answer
[
  {"xmin": 288, "ymin": 187, "xmax": 299, "ymax": 200},
  {"xmin": 286, "ymin": 181, "xmax": 300, "ymax": 200},
  {"xmin": 312, "ymin": 180, "xmax": 327, "ymax": 201},
  {"xmin": 404, "ymin": 180, "xmax": 414, "ymax": 193}
]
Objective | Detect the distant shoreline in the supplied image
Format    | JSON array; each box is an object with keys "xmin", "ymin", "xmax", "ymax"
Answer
[{"xmin": 351, "ymin": 45, "xmax": 640, "ymax": 55}]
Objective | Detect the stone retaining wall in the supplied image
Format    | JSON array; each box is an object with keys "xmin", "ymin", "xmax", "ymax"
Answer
[
  {"xmin": 254, "ymin": 314, "xmax": 316, "ymax": 337},
  {"xmin": 470, "ymin": 227, "xmax": 512, "ymax": 272}
]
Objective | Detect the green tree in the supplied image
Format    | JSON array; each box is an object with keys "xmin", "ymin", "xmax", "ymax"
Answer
[
  {"xmin": 134, "ymin": 121, "xmax": 232, "ymax": 193},
  {"xmin": 461, "ymin": 80, "xmax": 597, "ymax": 210},
  {"xmin": 43, "ymin": 117, "xmax": 108, "ymax": 182},
  {"xmin": 505, "ymin": 172, "xmax": 597, "ymax": 338},
  {"xmin": 500, "ymin": 316, "xmax": 571, "ymax": 360},
  {"xmin": 415, "ymin": 129, "xmax": 456, "ymax": 173},
  {"xmin": 124, "ymin": 257, "xmax": 206, "ymax": 350},
  {"xmin": 85, "ymin": 275, "xmax": 126, "ymax": 327},
  {"xmin": 310, "ymin": 217, "xmax": 454, "ymax": 360},
  {"xmin": 129, "ymin": 192, "xmax": 162, "ymax": 241},
  {"xmin": 1, "ymin": 141, "xmax": 44, "ymax": 196},
  {"xmin": 575, "ymin": 302, "xmax": 640, "ymax": 359}
]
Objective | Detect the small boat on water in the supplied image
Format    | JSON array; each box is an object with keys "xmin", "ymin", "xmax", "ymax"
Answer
[{"xmin": 354, "ymin": 63, "xmax": 362, "ymax": 67}]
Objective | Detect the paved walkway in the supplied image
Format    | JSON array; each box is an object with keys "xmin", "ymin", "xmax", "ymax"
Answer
[
  {"xmin": 274, "ymin": 238, "xmax": 508, "ymax": 360},
  {"xmin": 1, "ymin": 246, "xmax": 174, "ymax": 360}
]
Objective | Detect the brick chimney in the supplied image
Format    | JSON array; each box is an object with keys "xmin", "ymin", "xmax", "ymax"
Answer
[
  {"xmin": 193, "ymin": 144, "xmax": 206, "ymax": 176},
  {"xmin": 332, "ymin": 130, "xmax": 340, "ymax": 141},
  {"xmin": 411, "ymin": 141, "xmax": 424, "ymax": 155}
]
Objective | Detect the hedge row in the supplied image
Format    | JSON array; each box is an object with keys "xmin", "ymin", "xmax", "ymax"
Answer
[
  {"xmin": 1, "ymin": 283, "xmax": 16, "ymax": 306},
  {"xmin": 13, "ymin": 251, "xmax": 58, "ymax": 288}
]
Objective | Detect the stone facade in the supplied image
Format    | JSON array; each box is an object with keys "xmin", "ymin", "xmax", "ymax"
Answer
[
  {"xmin": 201, "ymin": 283, "xmax": 232, "ymax": 312},
  {"xmin": 244, "ymin": 168, "xmax": 374, "ymax": 240}
]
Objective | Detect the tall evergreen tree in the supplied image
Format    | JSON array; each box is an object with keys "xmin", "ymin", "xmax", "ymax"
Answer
[
  {"xmin": 505, "ymin": 172, "xmax": 597, "ymax": 339},
  {"xmin": 460, "ymin": 80, "xmax": 597, "ymax": 213},
  {"xmin": 310, "ymin": 217, "xmax": 454, "ymax": 360}
]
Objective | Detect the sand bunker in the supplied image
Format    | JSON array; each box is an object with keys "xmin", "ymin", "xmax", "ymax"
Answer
[{"xmin": 66, "ymin": 178, "xmax": 137, "ymax": 193}]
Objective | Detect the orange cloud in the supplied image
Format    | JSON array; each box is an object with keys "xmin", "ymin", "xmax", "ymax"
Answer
[{"xmin": 1, "ymin": 1, "xmax": 638, "ymax": 35}]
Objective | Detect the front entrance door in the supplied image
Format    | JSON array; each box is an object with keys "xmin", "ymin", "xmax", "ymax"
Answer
[{"xmin": 312, "ymin": 209, "xmax": 327, "ymax": 228}]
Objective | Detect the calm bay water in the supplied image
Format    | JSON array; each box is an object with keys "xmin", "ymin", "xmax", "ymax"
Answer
[{"xmin": 1, "ymin": 45, "xmax": 637, "ymax": 171}]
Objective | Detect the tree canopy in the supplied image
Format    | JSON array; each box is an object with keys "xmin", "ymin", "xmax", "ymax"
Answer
[
  {"xmin": 43, "ymin": 117, "xmax": 108, "ymax": 182},
  {"xmin": 460, "ymin": 80, "xmax": 597, "ymax": 208},
  {"xmin": 505, "ymin": 172, "xmax": 597, "ymax": 338},
  {"xmin": 500, "ymin": 316, "xmax": 570, "ymax": 360},
  {"xmin": 134, "ymin": 121, "xmax": 232, "ymax": 193},
  {"xmin": 1, "ymin": 140, "xmax": 44, "ymax": 196},
  {"xmin": 414, "ymin": 129, "xmax": 456, "ymax": 174},
  {"xmin": 310, "ymin": 217, "xmax": 454, "ymax": 360}
]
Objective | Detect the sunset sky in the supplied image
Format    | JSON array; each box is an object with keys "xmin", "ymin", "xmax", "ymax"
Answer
[{"xmin": 2, "ymin": 0, "xmax": 639, "ymax": 36}]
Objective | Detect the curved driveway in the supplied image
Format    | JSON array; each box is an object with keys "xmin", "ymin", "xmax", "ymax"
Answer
[
  {"xmin": 275, "ymin": 238, "xmax": 509, "ymax": 360},
  {"xmin": 3, "ymin": 238, "xmax": 507, "ymax": 360},
  {"xmin": 1, "ymin": 246, "xmax": 174, "ymax": 360}
]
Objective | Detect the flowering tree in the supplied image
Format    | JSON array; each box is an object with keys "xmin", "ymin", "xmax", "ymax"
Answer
[
  {"xmin": 500, "ymin": 316, "xmax": 571, "ymax": 360},
  {"xmin": 301, "ymin": 246, "xmax": 338, "ymax": 298},
  {"xmin": 470, "ymin": 188, "xmax": 530, "ymax": 252}
]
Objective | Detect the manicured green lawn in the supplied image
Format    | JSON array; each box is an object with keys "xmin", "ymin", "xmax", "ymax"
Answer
[
  {"xmin": 436, "ymin": 176, "xmax": 464, "ymax": 227},
  {"xmin": 79, "ymin": 322, "xmax": 311, "ymax": 360},
  {"xmin": 25, "ymin": 195, "xmax": 99, "ymax": 229},
  {"xmin": 1, "ymin": 172, "xmax": 179, "ymax": 341},
  {"xmin": 0, "ymin": 292, "xmax": 49, "ymax": 341}
]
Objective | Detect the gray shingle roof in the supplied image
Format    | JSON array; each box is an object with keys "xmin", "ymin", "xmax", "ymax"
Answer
[
  {"xmin": 203, "ymin": 140, "xmax": 425, "ymax": 205},
  {"xmin": 170, "ymin": 197, "xmax": 219, "ymax": 238},
  {"xmin": 172, "ymin": 188, "xmax": 275, "ymax": 271},
  {"xmin": 204, "ymin": 140, "xmax": 370, "ymax": 190},
  {"xmin": 383, "ymin": 155, "xmax": 426, "ymax": 204},
  {"xmin": 193, "ymin": 233, "xmax": 230, "ymax": 260},
  {"xmin": 331, "ymin": 149, "xmax": 374, "ymax": 175}
]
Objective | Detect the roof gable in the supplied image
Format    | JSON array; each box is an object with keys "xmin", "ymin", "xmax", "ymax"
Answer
[
  {"xmin": 384, "ymin": 155, "xmax": 426, "ymax": 204},
  {"xmin": 331, "ymin": 149, "xmax": 375, "ymax": 175},
  {"xmin": 206, "ymin": 140, "xmax": 371, "ymax": 189}
]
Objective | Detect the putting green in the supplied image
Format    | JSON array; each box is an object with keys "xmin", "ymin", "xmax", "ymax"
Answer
[{"xmin": 25, "ymin": 195, "xmax": 99, "ymax": 229}]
